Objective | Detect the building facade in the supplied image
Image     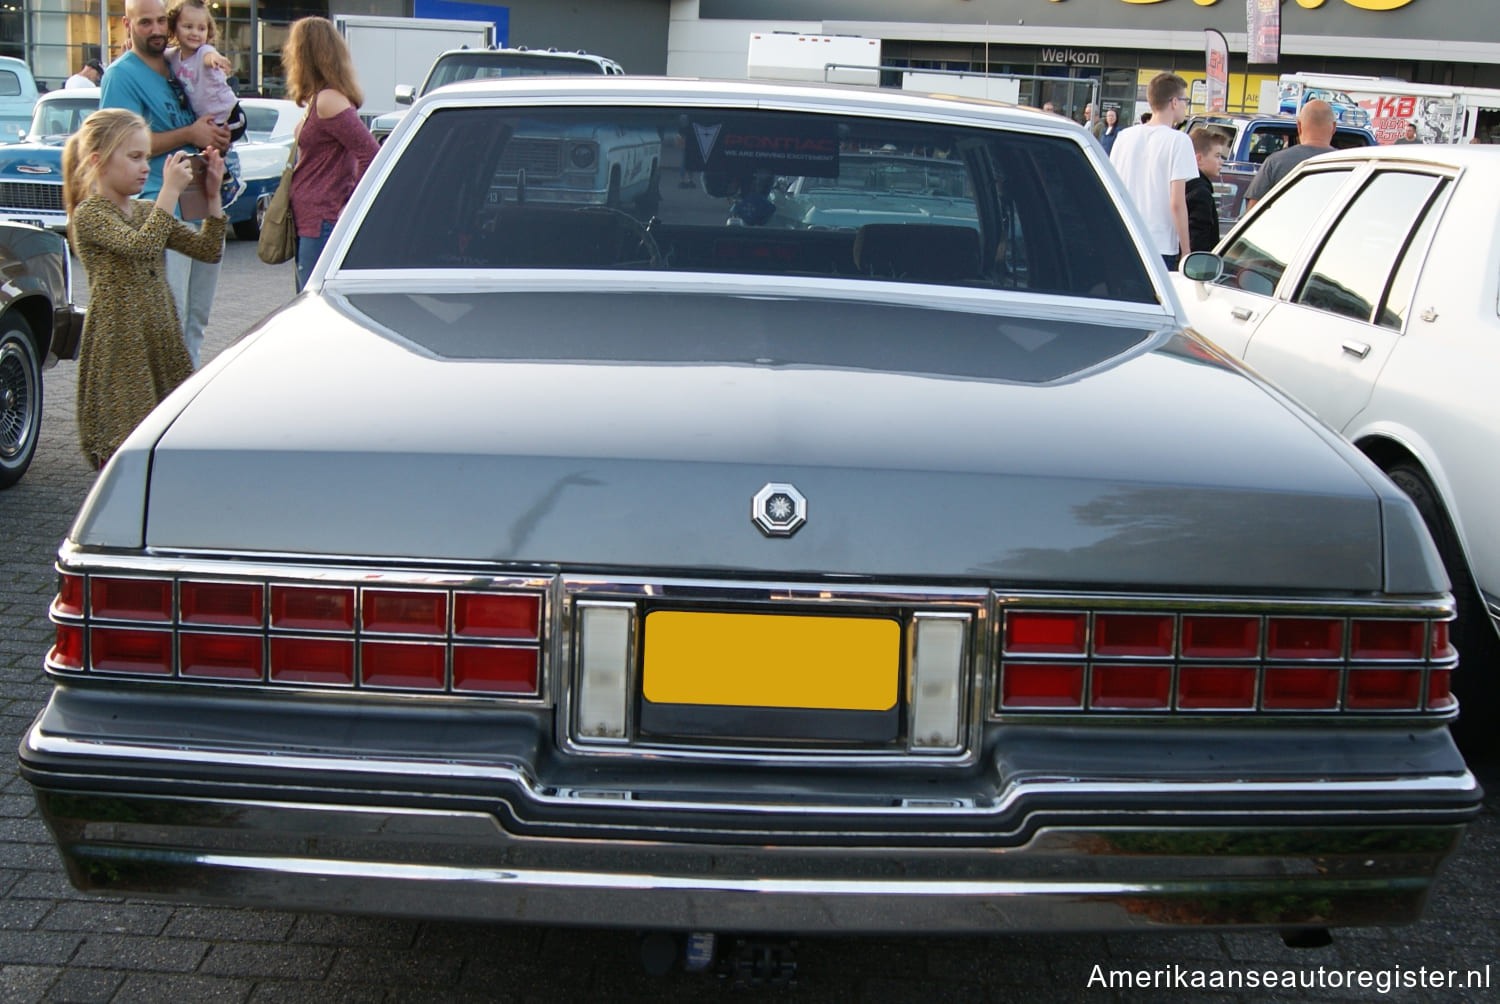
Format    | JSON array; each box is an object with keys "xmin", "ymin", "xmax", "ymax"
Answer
[
  {"xmin": 668, "ymin": 0, "xmax": 1500, "ymax": 125},
  {"xmin": 5, "ymin": 0, "xmax": 1496, "ymax": 122}
]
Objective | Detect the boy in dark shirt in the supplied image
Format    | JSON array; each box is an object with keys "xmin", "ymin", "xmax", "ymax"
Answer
[{"xmin": 1186, "ymin": 127, "xmax": 1230, "ymax": 253}]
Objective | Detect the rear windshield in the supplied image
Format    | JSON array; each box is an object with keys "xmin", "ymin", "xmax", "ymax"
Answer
[{"xmin": 343, "ymin": 106, "xmax": 1156, "ymax": 302}]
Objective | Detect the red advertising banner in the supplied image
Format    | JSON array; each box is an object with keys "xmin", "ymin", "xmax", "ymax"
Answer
[
  {"xmin": 1204, "ymin": 29, "xmax": 1229, "ymax": 112},
  {"xmin": 1247, "ymin": 0, "xmax": 1280, "ymax": 65}
]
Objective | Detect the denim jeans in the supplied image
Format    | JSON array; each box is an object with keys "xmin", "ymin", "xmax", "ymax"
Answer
[
  {"xmin": 296, "ymin": 220, "xmax": 336, "ymax": 292},
  {"xmin": 165, "ymin": 250, "xmax": 220, "ymax": 369}
]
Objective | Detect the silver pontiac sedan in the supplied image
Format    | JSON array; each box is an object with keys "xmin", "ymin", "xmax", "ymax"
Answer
[{"xmin": 21, "ymin": 78, "xmax": 1481, "ymax": 940}]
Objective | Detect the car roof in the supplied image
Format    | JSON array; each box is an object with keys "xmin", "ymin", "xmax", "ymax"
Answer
[
  {"xmin": 418, "ymin": 75, "xmax": 1077, "ymax": 134},
  {"xmin": 431, "ymin": 46, "xmax": 622, "ymax": 69},
  {"xmin": 37, "ymin": 88, "xmax": 97, "ymax": 102},
  {"xmin": 1290, "ymin": 144, "xmax": 1500, "ymax": 169}
]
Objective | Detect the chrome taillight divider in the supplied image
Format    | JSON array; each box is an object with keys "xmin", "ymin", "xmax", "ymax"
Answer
[{"xmin": 48, "ymin": 555, "xmax": 553, "ymax": 701}]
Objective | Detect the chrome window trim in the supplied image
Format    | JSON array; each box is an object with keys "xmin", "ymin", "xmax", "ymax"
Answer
[{"xmin": 326, "ymin": 82, "xmax": 1176, "ymax": 305}]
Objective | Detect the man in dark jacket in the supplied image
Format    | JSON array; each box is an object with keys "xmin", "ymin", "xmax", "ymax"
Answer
[{"xmin": 1186, "ymin": 127, "xmax": 1229, "ymax": 253}]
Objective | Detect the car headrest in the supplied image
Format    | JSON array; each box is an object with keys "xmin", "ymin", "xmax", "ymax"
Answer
[{"xmin": 853, "ymin": 224, "xmax": 982, "ymax": 282}]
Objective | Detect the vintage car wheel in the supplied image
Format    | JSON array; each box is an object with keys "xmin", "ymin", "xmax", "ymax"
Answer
[
  {"xmin": 1387, "ymin": 460, "xmax": 1500, "ymax": 751},
  {"xmin": 0, "ymin": 316, "xmax": 42, "ymax": 490},
  {"xmin": 234, "ymin": 195, "xmax": 270, "ymax": 241}
]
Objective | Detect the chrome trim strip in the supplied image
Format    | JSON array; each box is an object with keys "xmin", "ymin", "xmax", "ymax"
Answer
[
  {"xmin": 323, "ymin": 270, "xmax": 1175, "ymax": 328},
  {"xmin": 24, "ymin": 729, "xmax": 1479, "ymax": 818}
]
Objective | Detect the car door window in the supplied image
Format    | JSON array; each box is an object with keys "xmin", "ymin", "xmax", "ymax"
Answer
[
  {"xmin": 1377, "ymin": 178, "xmax": 1447, "ymax": 330},
  {"xmin": 1216, "ymin": 168, "xmax": 1352, "ymax": 296},
  {"xmin": 1294, "ymin": 171, "xmax": 1443, "ymax": 324}
]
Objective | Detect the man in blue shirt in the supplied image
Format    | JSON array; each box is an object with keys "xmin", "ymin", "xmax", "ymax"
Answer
[{"xmin": 101, "ymin": 0, "xmax": 231, "ymax": 368}]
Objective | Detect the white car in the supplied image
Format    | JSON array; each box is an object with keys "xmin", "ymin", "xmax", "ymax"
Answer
[
  {"xmin": 1173, "ymin": 144, "xmax": 1500, "ymax": 747},
  {"xmin": 232, "ymin": 97, "xmax": 301, "ymax": 239}
]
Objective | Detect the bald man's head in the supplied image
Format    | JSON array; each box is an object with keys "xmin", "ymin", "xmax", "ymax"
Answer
[
  {"xmin": 1297, "ymin": 100, "xmax": 1338, "ymax": 145},
  {"xmin": 123, "ymin": 0, "xmax": 170, "ymax": 59}
]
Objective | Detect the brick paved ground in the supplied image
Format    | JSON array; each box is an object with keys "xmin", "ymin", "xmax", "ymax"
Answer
[{"xmin": 0, "ymin": 239, "xmax": 1495, "ymax": 1002}]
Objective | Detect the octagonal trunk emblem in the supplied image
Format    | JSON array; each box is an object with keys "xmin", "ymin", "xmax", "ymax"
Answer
[{"xmin": 752, "ymin": 483, "xmax": 807, "ymax": 537}]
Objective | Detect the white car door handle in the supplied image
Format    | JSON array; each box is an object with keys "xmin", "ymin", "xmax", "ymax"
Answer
[
  {"xmin": 1230, "ymin": 306, "xmax": 1254, "ymax": 320},
  {"xmin": 1341, "ymin": 340, "xmax": 1372, "ymax": 359}
]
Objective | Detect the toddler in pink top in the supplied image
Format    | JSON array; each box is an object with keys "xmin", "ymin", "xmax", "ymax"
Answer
[{"xmin": 166, "ymin": 0, "xmax": 246, "ymax": 205}]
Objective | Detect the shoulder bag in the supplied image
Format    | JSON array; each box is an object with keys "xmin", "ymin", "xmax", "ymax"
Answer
[
  {"xmin": 257, "ymin": 103, "xmax": 313, "ymax": 265},
  {"xmin": 256, "ymin": 145, "xmax": 298, "ymax": 265}
]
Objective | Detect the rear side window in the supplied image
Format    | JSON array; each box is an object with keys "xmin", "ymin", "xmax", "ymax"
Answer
[
  {"xmin": 1216, "ymin": 168, "xmax": 1352, "ymax": 296},
  {"xmin": 1294, "ymin": 171, "xmax": 1444, "ymax": 324},
  {"xmin": 0, "ymin": 71, "xmax": 20, "ymax": 98},
  {"xmin": 343, "ymin": 105, "xmax": 1156, "ymax": 302}
]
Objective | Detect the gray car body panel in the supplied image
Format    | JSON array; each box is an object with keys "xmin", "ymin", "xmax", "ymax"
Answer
[{"xmin": 86, "ymin": 288, "xmax": 1414, "ymax": 593}]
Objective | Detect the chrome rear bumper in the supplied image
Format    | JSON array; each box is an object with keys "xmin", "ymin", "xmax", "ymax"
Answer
[{"xmin": 28, "ymin": 771, "xmax": 1478, "ymax": 934}]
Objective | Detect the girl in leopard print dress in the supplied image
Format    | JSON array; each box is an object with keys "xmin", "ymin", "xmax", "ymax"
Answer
[{"xmin": 63, "ymin": 108, "xmax": 226, "ymax": 469}]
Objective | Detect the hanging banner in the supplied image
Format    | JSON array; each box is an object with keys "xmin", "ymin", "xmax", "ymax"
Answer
[
  {"xmin": 1204, "ymin": 29, "xmax": 1229, "ymax": 112},
  {"xmin": 1247, "ymin": 0, "xmax": 1281, "ymax": 65}
]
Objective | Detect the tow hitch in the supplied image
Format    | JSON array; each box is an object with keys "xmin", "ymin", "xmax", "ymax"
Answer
[{"xmin": 637, "ymin": 931, "xmax": 799, "ymax": 985}]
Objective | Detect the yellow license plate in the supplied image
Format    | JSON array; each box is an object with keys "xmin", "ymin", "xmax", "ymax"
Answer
[{"xmin": 642, "ymin": 611, "xmax": 899, "ymax": 711}]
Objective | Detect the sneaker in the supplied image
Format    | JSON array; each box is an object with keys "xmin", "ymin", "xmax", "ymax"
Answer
[{"xmin": 220, "ymin": 171, "xmax": 246, "ymax": 211}]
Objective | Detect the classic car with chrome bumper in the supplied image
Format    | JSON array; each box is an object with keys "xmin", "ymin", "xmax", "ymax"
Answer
[{"xmin": 20, "ymin": 77, "xmax": 1482, "ymax": 936}]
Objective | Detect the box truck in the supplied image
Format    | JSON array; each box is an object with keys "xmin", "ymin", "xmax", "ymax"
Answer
[{"xmin": 334, "ymin": 14, "xmax": 497, "ymax": 119}]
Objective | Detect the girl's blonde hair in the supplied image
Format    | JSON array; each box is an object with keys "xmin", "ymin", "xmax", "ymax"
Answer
[
  {"xmin": 282, "ymin": 16, "xmax": 363, "ymax": 108},
  {"xmin": 62, "ymin": 108, "xmax": 149, "ymax": 241},
  {"xmin": 167, "ymin": 0, "xmax": 219, "ymax": 47}
]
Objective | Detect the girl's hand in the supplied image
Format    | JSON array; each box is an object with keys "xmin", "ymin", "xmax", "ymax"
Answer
[
  {"xmin": 159, "ymin": 150, "xmax": 193, "ymax": 201},
  {"xmin": 206, "ymin": 51, "xmax": 233, "ymax": 73},
  {"xmin": 201, "ymin": 147, "xmax": 226, "ymax": 216}
]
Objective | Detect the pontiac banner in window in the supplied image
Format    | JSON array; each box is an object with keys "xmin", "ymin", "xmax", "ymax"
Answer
[
  {"xmin": 1204, "ymin": 29, "xmax": 1229, "ymax": 112},
  {"xmin": 1247, "ymin": 0, "xmax": 1281, "ymax": 65},
  {"xmin": 682, "ymin": 116, "xmax": 840, "ymax": 177}
]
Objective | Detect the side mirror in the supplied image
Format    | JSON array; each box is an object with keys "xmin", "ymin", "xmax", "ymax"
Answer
[
  {"xmin": 1181, "ymin": 251, "xmax": 1224, "ymax": 282},
  {"xmin": 394, "ymin": 84, "xmax": 415, "ymax": 106}
]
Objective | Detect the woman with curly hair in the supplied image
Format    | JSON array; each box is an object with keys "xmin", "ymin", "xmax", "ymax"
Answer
[{"xmin": 282, "ymin": 16, "xmax": 379, "ymax": 290}]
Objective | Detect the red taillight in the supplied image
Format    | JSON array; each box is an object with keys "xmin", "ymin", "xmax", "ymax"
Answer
[
  {"xmin": 1181, "ymin": 615, "xmax": 1259, "ymax": 658},
  {"xmin": 1262, "ymin": 666, "xmax": 1341, "ymax": 709},
  {"xmin": 454, "ymin": 645, "xmax": 539, "ymax": 694},
  {"xmin": 1177, "ymin": 665, "xmax": 1257, "ymax": 710},
  {"xmin": 180, "ymin": 633, "xmax": 263, "ymax": 680},
  {"xmin": 50, "ymin": 623, "xmax": 84, "ymax": 670},
  {"xmin": 454, "ymin": 592, "xmax": 541, "ymax": 639},
  {"xmin": 90, "ymin": 627, "xmax": 172, "ymax": 675},
  {"xmin": 91, "ymin": 577, "xmax": 172, "ymax": 622},
  {"xmin": 1346, "ymin": 667, "xmax": 1422, "ymax": 710},
  {"xmin": 1350, "ymin": 619, "xmax": 1425, "ymax": 661},
  {"xmin": 1000, "ymin": 663, "xmax": 1084, "ymax": 709},
  {"xmin": 270, "ymin": 586, "xmax": 355, "ymax": 631},
  {"xmin": 363, "ymin": 591, "xmax": 447, "ymax": 636},
  {"xmin": 181, "ymin": 581, "xmax": 262, "ymax": 628},
  {"xmin": 1093, "ymin": 614, "xmax": 1173, "ymax": 657},
  {"xmin": 1267, "ymin": 618, "xmax": 1344, "ymax": 659},
  {"xmin": 361, "ymin": 641, "xmax": 445, "ymax": 689},
  {"xmin": 56, "ymin": 573, "xmax": 85, "ymax": 617},
  {"xmin": 1430, "ymin": 621, "xmax": 1455, "ymax": 660},
  {"xmin": 1004, "ymin": 612, "xmax": 1085, "ymax": 654},
  {"xmin": 1090, "ymin": 663, "xmax": 1170, "ymax": 709},
  {"xmin": 1427, "ymin": 669, "xmax": 1454, "ymax": 710},
  {"xmin": 270, "ymin": 637, "xmax": 354, "ymax": 685}
]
